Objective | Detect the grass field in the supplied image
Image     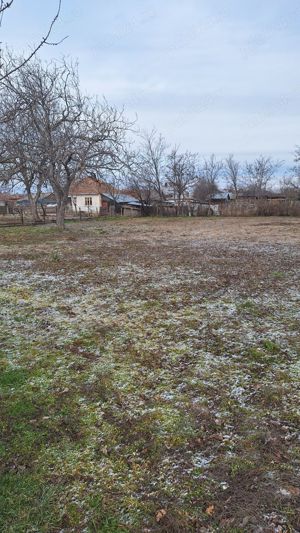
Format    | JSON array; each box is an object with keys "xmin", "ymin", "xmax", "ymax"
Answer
[{"xmin": 0, "ymin": 217, "xmax": 299, "ymax": 532}]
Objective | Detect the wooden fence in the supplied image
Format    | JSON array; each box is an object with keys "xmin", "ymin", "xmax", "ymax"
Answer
[{"xmin": 0, "ymin": 206, "xmax": 100, "ymax": 227}]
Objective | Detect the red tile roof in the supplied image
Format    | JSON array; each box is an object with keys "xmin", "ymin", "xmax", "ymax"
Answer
[
  {"xmin": 0, "ymin": 193, "xmax": 23, "ymax": 202},
  {"xmin": 69, "ymin": 177, "xmax": 110, "ymax": 195}
]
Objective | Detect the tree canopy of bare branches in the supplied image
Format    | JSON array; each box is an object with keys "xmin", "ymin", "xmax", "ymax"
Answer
[
  {"xmin": 166, "ymin": 147, "xmax": 198, "ymax": 207},
  {"xmin": 0, "ymin": 58, "xmax": 131, "ymax": 227},
  {"xmin": 126, "ymin": 129, "xmax": 168, "ymax": 213},
  {"xmin": 202, "ymin": 154, "xmax": 223, "ymax": 188},
  {"xmin": 0, "ymin": 98, "xmax": 46, "ymax": 220},
  {"xmin": 139, "ymin": 129, "xmax": 167, "ymax": 201},
  {"xmin": 280, "ymin": 148, "xmax": 300, "ymax": 199},
  {"xmin": 244, "ymin": 156, "xmax": 282, "ymax": 196},
  {"xmin": 193, "ymin": 154, "xmax": 222, "ymax": 202},
  {"xmin": 224, "ymin": 154, "xmax": 242, "ymax": 197}
]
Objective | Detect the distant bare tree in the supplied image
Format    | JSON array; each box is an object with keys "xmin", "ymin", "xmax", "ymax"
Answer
[
  {"xmin": 166, "ymin": 147, "xmax": 198, "ymax": 210},
  {"xmin": 0, "ymin": 1, "xmax": 64, "ymax": 81},
  {"xmin": 294, "ymin": 146, "xmax": 300, "ymax": 164},
  {"xmin": 224, "ymin": 154, "xmax": 242, "ymax": 197},
  {"xmin": 280, "ymin": 148, "xmax": 300, "ymax": 199},
  {"xmin": 193, "ymin": 178, "xmax": 217, "ymax": 202},
  {"xmin": 126, "ymin": 151, "xmax": 153, "ymax": 215},
  {"xmin": 280, "ymin": 175, "xmax": 300, "ymax": 199},
  {"xmin": 193, "ymin": 154, "xmax": 222, "ymax": 202},
  {"xmin": 139, "ymin": 129, "xmax": 167, "ymax": 203},
  {"xmin": 125, "ymin": 130, "xmax": 167, "ymax": 214},
  {"xmin": 202, "ymin": 154, "xmax": 223, "ymax": 189},
  {"xmin": 244, "ymin": 156, "xmax": 282, "ymax": 196}
]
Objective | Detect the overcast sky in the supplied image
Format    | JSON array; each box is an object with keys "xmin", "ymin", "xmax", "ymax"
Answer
[{"xmin": 1, "ymin": 0, "xmax": 300, "ymax": 166}]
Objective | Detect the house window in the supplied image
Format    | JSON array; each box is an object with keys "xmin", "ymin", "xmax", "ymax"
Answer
[{"xmin": 85, "ymin": 196, "xmax": 93, "ymax": 206}]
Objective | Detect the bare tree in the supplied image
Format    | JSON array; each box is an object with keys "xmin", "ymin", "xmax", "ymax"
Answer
[
  {"xmin": 3, "ymin": 58, "xmax": 131, "ymax": 228},
  {"xmin": 280, "ymin": 148, "xmax": 300, "ymax": 199},
  {"xmin": 193, "ymin": 178, "xmax": 216, "ymax": 202},
  {"xmin": 202, "ymin": 154, "xmax": 223, "ymax": 189},
  {"xmin": 280, "ymin": 174, "xmax": 300, "ymax": 199},
  {"xmin": 125, "ymin": 130, "xmax": 167, "ymax": 214},
  {"xmin": 139, "ymin": 129, "xmax": 167, "ymax": 203},
  {"xmin": 0, "ymin": 89, "xmax": 48, "ymax": 220},
  {"xmin": 244, "ymin": 156, "xmax": 282, "ymax": 196},
  {"xmin": 294, "ymin": 146, "xmax": 300, "ymax": 165},
  {"xmin": 224, "ymin": 154, "xmax": 241, "ymax": 197},
  {"xmin": 0, "ymin": 1, "xmax": 64, "ymax": 81},
  {"xmin": 126, "ymin": 151, "xmax": 153, "ymax": 215},
  {"xmin": 193, "ymin": 154, "xmax": 222, "ymax": 202},
  {"xmin": 166, "ymin": 147, "xmax": 198, "ymax": 211}
]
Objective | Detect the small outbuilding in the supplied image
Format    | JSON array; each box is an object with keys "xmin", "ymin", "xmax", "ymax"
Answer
[{"xmin": 101, "ymin": 193, "xmax": 142, "ymax": 216}]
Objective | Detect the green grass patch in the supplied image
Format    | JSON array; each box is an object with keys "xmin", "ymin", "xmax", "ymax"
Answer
[
  {"xmin": 229, "ymin": 457, "xmax": 256, "ymax": 478},
  {"xmin": 0, "ymin": 472, "xmax": 62, "ymax": 532},
  {"xmin": 0, "ymin": 368, "xmax": 29, "ymax": 388},
  {"xmin": 262, "ymin": 339, "xmax": 280, "ymax": 354},
  {"xmin": 238, "ymin": 299, "xmax": 261, "ymax": 315},
  {"xmin": 9, "ymin": 399, "xmax": 36, "ymax": 418}
]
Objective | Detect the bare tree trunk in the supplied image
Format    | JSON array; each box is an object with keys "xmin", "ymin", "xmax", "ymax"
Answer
[
  {"xmin": 31, "ymin": 199, "xmax": 40, "ymax": 222},
  {"xmin": 26, "ymin": 189, "xmax": 40, "ymax": 223},
  {"xmin": 55, "ymin": 195, "xmax": 67, "ymax": 229},
  {"xmin": 41, "ymin": 204, "xmax": 46, "ymax": 223},
  {"xmin": 178, "ymin": 195, "xmax": 182, "ymax": 216}
]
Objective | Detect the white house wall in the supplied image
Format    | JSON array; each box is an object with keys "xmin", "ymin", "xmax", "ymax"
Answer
[{"xmin": 70, "ymin": 194, "xmax": 102, "ymax": 213}]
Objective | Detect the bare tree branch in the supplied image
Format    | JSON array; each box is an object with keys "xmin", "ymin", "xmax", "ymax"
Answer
[
  {"xmin": 0, "ymin": 0, "xmax": 65, "ymax": 81},
  {"xmin": 0, "ymin": 1, "xmax": 14, "ymax": 16}
]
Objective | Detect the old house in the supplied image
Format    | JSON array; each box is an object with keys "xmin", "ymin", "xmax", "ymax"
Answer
[
  {"xmin": 69, "ymin": 177, "xmax": 142, "ymax": 216},
  {"xmin": 69, "ymin": 177, "xmax": 109, "ymax": 214}
]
